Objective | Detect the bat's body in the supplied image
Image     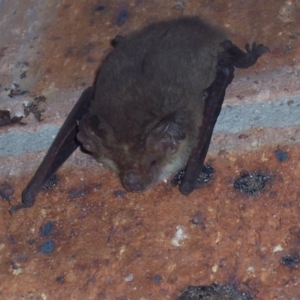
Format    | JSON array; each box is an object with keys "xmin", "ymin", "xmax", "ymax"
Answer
[
  {"xmin": 12, "ymin": 17, "xmax": 268, "ymax": 212},
  {"xmin": 78, "ymin": 18, "xmax": 227, "ymax": 192}
]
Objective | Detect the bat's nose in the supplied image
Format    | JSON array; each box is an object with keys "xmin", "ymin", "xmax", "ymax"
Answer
[{"xmin": 122, "ymin": 170, "xmax": 147, "ymax": 192}]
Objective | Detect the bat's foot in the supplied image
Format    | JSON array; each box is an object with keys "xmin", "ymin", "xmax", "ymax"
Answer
[
  {"xmin": 221, "ymin": 40, "xmax": 269, "ymax": 69},
  {"xmin": 244, "ymin": 42, "xmax": 270, "ymax": 57},
  {"xmin": 172, "ymin": 165, "xmax": 215, "ymax": 194}
]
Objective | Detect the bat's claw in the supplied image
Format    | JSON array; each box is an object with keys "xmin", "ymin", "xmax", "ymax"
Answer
[
  {"xmin": 245, "ymin": 42, "xmax": 270, "ymax": 56},
  {"xmin": 9, "ymin": 203, "xmax": 28, "ymax": 215},
  {"xmin": 10, "ymin": 188, "xmax": 34, "ymax": 214}
]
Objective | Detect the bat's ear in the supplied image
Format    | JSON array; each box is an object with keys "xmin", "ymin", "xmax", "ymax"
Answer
[
  {"xmin": 77, "ymin": 114, "xmax": 115, "ymax": 150},
  {"xmin": 146, "ymin": 114, "xmax": 185, "ymax": 154}
]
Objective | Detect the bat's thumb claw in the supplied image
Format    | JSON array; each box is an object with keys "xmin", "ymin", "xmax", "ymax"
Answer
[{"xmin": 9, "ymin": 203, "xmax": 28, "ymax": 215}]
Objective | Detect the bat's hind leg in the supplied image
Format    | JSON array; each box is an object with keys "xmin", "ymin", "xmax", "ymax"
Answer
[
  {"xmin": 179, "ymin": 60, "xmax": 234, "ymax": 195},
  {"xmin": 10, "ymin": 87, "xmax": 94, "ymax": 214},
  {"xmin": 178, "ymin": 40, "xmax": 269, "ymax": 195}
]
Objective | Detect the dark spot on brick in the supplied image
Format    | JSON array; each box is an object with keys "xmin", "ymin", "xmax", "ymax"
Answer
[
  {"xmin": 154, "ymin": 274, "xmax": 162, "ymax": 283},
  {"xmin": 68, "ymin": 187, "xmax": 86, "ymax": 199},
  {"xmin": 234, "ymin": 172, "xmax": 270, "ymax": 195},
  {"xmin": 28, "ymin": 239, "xmax": 36, "ymax": 245},
  {"xmin": 10, "ymin": 261, "xmax": 19, "ymax": 270},
  {"xmin": 177, "ymin": 284, "xmax": 253, "ymax": 300},
  {"xmin": 15, "ymin": 254, "xmax": 28, "ymax": 262},
  {"xmin": 17, "ymin": 62, "xmax": 29, "ymax": 78},
  {"xmin": 56, "ymin": 275, "xmax": 65, "ymax": 283},
  {"xmin": 122, "ymin": 225, "xmax": 130, "ymax": 232},
  {"xmin": 171, "ymin": 164, "xmax": 214, "ymax": 187},
  {"xmin": 0, "ymin": 111, "xmax": 23, "ymax": 127},
  {"xmin": 103, "ymin": 259, "xmax": 110, "ymax": 266},
  {"xmin": 281, "ymin": 255, "xmax": 299, "ymax": 267},
  {"xmin": 114, "ymin": 190, "xmax": 126, "ymax": 197},
  {"xmin": 95, "ymin": 4, "xmax": 105, "ymax": 11},
  {"xmin": 34, "ymin": 95, "xmax": 46, "ymax": 102},
  {"xmin": 274, "ymin": 148, "xmax": 288, "ymax": 162},
  {"xmin": 63, "ymin": 4, "xmax": 71, "ymax": 9},
  {"xmin": 171, "ymin": 170, "xmax": 185, "ymax": 186},
  {"xmin": 40, "ymin": 221, "xmax": 54, "ymax": 237},
  {"xmin": 98, "ymin": 291, "xmax": 106, "ymax": 299},
  {"xmin": 79, "ymin": 43, "xmax": 95, "ymax": 57},
  {"xmin": 268, "ymin": 191, "xmax": 277, "ymax": 198},
  {"xmin": 173, "ymin": 1, "xmax": 185, "ymax": 10},
  {"xmin": 219, "ymin": 258, "xmax": 227, "ymax": 268},
  {"xmin": 289, "ymin": 226, "xmax": 300, "ymax": 237},
  {"xmin": 271, "ymin": 47, "xmax": 283, "ymax": 57},
  {"xmin": 42, "ymin": 174, "xmax": 59, "ymax": 190},
  {"xmin": 191, "ymin": 212, "xmax": 206, "ymax": 229},
  {"xmin": 20, "ymin": 71, "xmax": 27, "ymax": 79},
  {"xmin": 117, "ymin": 8, "xmax": 128, "ymax": 26},
  {"xmin": 40, "ymin": 240, "xmax": 55, "ymax": 254},
  {"xmin": 87, "ymin": 56, "xmax": 96, "ymax": 63},
  {"xmin": 0, "ymin": 47, "xmax": 8, "ymax": 59},
  {"xmin": 65, "ymin": 46, "xmax": 74, "ymax": 56},
  {"xmin": 0, "ymin": 111, "xmax": 12, "ymax": 127},
  {"xmin": 194, "ymin": 164, "xmax": 214, "ymax": 187},
  {"xmin": 0, "ymin": 182, "xmax": 14, "ymax": 200},
  {"xmin": 160, "ymin": 289, "xmax": 168, "ymax": 296},
  {"xmin": 7, "ymin": 235, "xmax": 16, "ymax": 244},
  {"xmin": 23, "ymin": 95, "xmax": 46, "ymax": 122},
  {"xmin": 285, "ymin": 45, "xmax": 292, "ymax": 51},
  {"xmin": 238, "ymin": 133, "xmax": 249, "ymax": 139},
  {"xmin": 5, "ymin": 83, "xmax": 28, "ymax": 98}
]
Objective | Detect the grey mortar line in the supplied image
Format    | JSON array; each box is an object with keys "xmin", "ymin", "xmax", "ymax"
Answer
[
  {"xmin": 0, "ymin": 96, "xmax": 300, "ymax": 158},
  {"xmin": 215, "ymin": 96, "xmax": 300, "ymax": 134}
]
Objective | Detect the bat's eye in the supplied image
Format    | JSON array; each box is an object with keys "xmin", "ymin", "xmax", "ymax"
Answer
[{"xmin": 149, "ymin": 157, "xmax": 157, "ymax": 168}]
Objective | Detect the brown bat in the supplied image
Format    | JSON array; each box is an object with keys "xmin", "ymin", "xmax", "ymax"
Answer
[{"xmin": 11, "ymin": 17, "xmax": 268, "ymax": 213}]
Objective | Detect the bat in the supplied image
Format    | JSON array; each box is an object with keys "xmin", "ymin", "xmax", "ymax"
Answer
[{"xmin": 11, "ymin": 17, "xmax": 268, "ymax": 213}]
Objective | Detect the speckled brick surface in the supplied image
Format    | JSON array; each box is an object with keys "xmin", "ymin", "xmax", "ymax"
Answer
[
  {"xmin": 1, "ymin": 0, "xmax": 300, "ymax": 299},
  {"xmin": 1, "ymin": 146, "xmax": 300, "ymax": 299}
]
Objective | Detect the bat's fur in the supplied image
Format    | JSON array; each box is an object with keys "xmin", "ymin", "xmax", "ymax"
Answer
[{"xmin": 77, "ymin": 17, "xmax": 228, "ymax": 192}]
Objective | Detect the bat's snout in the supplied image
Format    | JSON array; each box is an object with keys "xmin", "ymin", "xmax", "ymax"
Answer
[{"xmin": 121, "ymin": 170, "xmax": 152, "ymax": 192}]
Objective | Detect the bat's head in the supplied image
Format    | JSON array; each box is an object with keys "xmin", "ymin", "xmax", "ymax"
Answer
[{"xmin": 77, "ymin": 113, "xmax": 188, "ymax": 192}]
